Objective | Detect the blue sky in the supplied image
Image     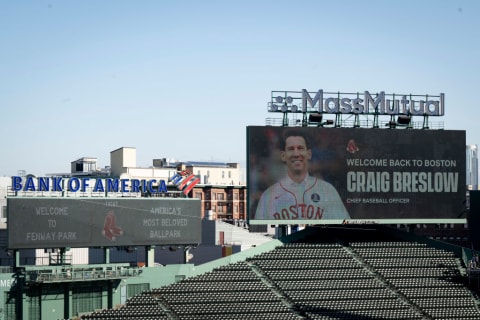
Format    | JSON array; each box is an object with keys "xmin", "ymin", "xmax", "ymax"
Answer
[{"xmin": 0, "ymin": 0, "xmax": 478, "ymax": 176}]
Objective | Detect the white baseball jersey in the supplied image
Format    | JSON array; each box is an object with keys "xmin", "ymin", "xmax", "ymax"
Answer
[{"xmin": 255, "ymin": 175, "xmax": 350, "ymax": 221}]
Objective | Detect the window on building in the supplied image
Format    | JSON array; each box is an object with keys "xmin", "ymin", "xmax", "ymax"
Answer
[
  {"xmin": 194, "ymin": 192, "xmax": 202, "ymax": 200},
  {"xmin": 72, "ymin": 286, "xmax": 103, "ymax": 315},
  {"xmin": 217, "ymin": 193, "xmax": 224, "ymax": 200},
  {"xmin": 234, "ymin": 193, "xmax": 239, "ymax": 200},
  {"xmin": 228, "ymin": 171, "xmax": 231, "ymax": 178},
  {"xmin": 222, "ymin": 171, "xmax": 225, "ymax": 178},
  {"xmin": 127, "ymin": 283, "xmax": 150, "ymax": 298}
]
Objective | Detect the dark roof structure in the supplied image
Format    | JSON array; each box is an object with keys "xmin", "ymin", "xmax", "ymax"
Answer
[{"xmin": 80, "ymin": 226, "xmax": 480, "ymax": 320}]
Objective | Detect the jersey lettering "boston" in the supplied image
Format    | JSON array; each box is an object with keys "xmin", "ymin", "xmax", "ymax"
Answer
[{"xmin": 273, "ymin": 204, "xmax": 324, "ymax": 220}]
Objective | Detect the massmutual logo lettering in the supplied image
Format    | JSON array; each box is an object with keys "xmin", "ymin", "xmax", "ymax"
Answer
[{"xmin": 169, "ymin": 170, "xmax": 200, "ymax": 195}]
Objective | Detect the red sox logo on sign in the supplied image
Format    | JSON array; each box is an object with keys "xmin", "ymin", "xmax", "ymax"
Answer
[{"xmin": 102, "ymin": 210, "xmax": 123, "ymax": 241}]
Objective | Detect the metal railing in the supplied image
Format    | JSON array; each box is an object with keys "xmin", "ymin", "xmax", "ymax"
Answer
[{"xmin": 265, "ymin": 117, "xmax": 445, "ymax": 129}]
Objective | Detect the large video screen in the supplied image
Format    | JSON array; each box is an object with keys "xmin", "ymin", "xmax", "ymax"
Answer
[
  {"xmin": 248, "ymin": 126, "xmax": 466, "ymax": 224},
  {"xmin": 7, "ymin": 197, "xmax": 201, "ymax": 249}
]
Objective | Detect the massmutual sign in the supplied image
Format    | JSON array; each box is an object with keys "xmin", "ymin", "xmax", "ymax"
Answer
[{"xmin": 270, "ymin": 90, "xmax": 444, "ymax": 116}]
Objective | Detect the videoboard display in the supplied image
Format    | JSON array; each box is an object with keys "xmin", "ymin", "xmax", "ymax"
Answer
[
  {"xmin": 248, "ymin": 126, "xmax": 466, "ymax": 224},
  {"xmin": 7, "ymin": 197, "xmax": 201, "ymax": 249}
]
